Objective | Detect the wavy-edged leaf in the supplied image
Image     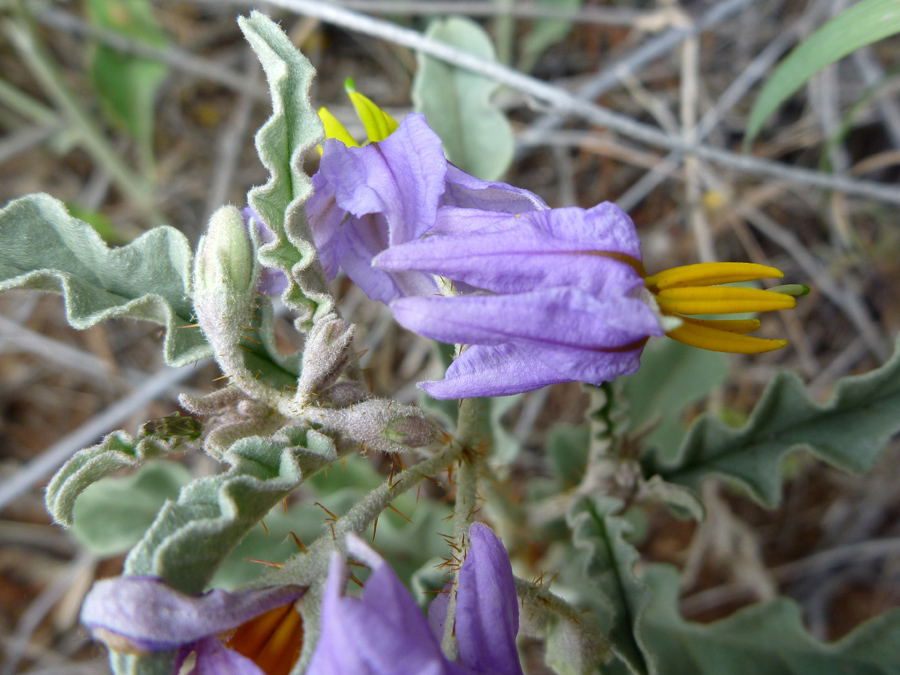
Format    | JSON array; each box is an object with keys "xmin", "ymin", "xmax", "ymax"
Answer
[
  {"xmin": 69, "ymin": 461, "xmax": 191, "ymax": 557},
  {"xmin": 239, "ymin": 12, "xmax": 333, "ymax": 329},
  {"xmin": 624, "ymin": 339, "xmax": 729, "ymax": 463},
  {"xmin": 123, "ymin": 426, "xmax": 337, "ymax": 594},
  {"xmin": 0, "ymin": 193, "xmax": 210, "ymax": 366},
  {"xmin": 746, "ymin": 0, "xmax": 900, "ymax": 143},
  {"xmin": 646, "ymin": 336, "xmax": 900, "ymax": 508},
  {"xmin": 642, "ymin": 564, "xmax": 900, "ymax": 675},
  {"xmin": 412, "ymin": 16, "xmax": 514, "ymax": 181},
  {"xmin": 567, "ymin": 496, "xmax": 654, "ymax": 675},
  {"xmin": 45, "ymin": 428, "xmax": 187, "ymax": 527}
]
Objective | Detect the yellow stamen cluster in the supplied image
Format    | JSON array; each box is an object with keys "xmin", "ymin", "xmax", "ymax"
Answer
[
  {"xmin": 645, "ymin": 262, "xmax": 798, "ymax": 354},
  {"xmin": 318, "ymin": 78, "xmax": 399, "ymax": 148},
  {"xmin": 223, "ymin": 603, "xmax": 303, "ymax": 675}
]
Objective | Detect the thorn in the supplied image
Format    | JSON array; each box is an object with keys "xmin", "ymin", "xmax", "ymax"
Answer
[
  {"xmin": 239, "ymin": 344, "xmax": 253, "ymax": 352},
  {"xmin": 423, "ymin": 588, "xmax": 451, "ymax": 595},
  {"xmin": 355, "ymin": 349, "xmax": 369, "ymax": 359},
  {"xmin": 423, "ymin": 474, "xmax": 442, "ymax": 486},
  {"xmin": 396, "ymin": 455, "xmax": 406, "ymax": 471},
  {"xmin": 244, "ymin": 558, "xmax": 284, "ymax": 568},
  {"xmin": 372, "ymin": 514, "xmax": 379, "ymax": 542},
  {"xmin": 240, "ymin": 326, "xmax": 261, "ymax": 332},
  {"xmin": 348, "ymin": 573, "xmax": 364, "ymax": 588},
  {"xmin": 342, "ymin": 457, "xmax": 346, "ymax": 473},
  {"xmin": 212, "ymin": 374, "xmax": 230, "ymax": 382},
  {"xmin": 315, "ymin": 502, "xmax": 338, "ymax": 520},
  {"xmin": 178, "ymin": 323, "xmax": 200, "ymax": 329},
  {"xmin": 243, "ymin": 335, "xmax": 261, "ymax": 345},
  {"xmin": 329, "ymin": 522, "xmax": 336, "ymax": 540},
  {"xmin": 289, "ymin": 532, "xmax": 307, "ymax": 553},
  {"xmin": 389, "ymin": 461, "xmax": 397, "ymax": 486},
  {"xmin": 387, "ymin": 504, "xmax": 413, "ymax": 524},
  {"xmin": 260, "ymin": 519, "xmax": 269, "ymax": 534},
  {"xmin": 283, "ymin": 498, "xmax": 288, "ymax": 515},
  {"xmin": 323, "ymin": 465, "xmax": 328, "ymax": 478},
  {"xmin": 347, "ymin": 559, "xmax": 367, "ymax": 568},
  {"xmin": 387, "ymin": 400, "xmax": 393, "ymax": 411}
]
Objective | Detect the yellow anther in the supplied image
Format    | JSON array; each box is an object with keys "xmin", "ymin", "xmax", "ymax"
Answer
[
  {"xmin": 656, "ymin": 286, "xmax": 796, "ymax": 316},
  {"xmin": 318, "ymin": 107, "xmax": 360, "ymax": 148},
  {"xmin": 679, "ymin": 316, "xmax": 761, "ymax": 334},
  {"xmin": 666, "ymin": 321, "xmax": 788, "ymax": 354},
  {"xmin": 348, "ymin": 91, "xmax": 399, "ymax": 143},
  {"xmin": 645, "ymin": 262, "xmax": 783, "ymax": 291}
]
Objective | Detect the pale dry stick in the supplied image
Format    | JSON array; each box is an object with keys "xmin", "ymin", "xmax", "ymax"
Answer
[
  {"xmin": 617, "ymin": 3, "xmax": 828, "ymax": 211},
  {"xmin": 264, "ymin": 0, "xmax": 653, "ymax": 25},
  {"xmin": 188, "ymin": 0, "xmax": 900, "ymax": 204},
  {"xmin": 519, "ymin": 130, "xmax": 679, "ymax": 175},
  {"xmin": 0, "ymin": 122, "xmax": 63, "ymax": 165},
  {"xmin": 678, "ymin": 15, "xmax": 715, "ymax": 263},
  {"xmin": 0, "ymin": 362, "xmax": 205, "ymax": 513},
  {"xmin": 520, "ymin": 0, "xmax": 762, "ymax": 151},
  {"xmin": 681, "ymin": 534, "xmax": 900, "ymax": 616},
  {"xmin": 1, "ymin": 551, "xmax": 96, "ymax": 675},
  {"xmin": 809, "ymin": 336, "xmax": 869, "ymax": 397},
  {"xmin": 204, "ymin": 51, "xmax": 260, "ymax": 220},
  {"xmin": 36, "ymin": 8, "xmax": 268, "ymax": 99}
]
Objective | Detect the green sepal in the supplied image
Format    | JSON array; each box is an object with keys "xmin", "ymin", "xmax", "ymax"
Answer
[
  {"xmin": 0, "ymin": 193, "xmax": 210, "ymax": 366},
  {"xmin": 45, "ymin": 428, "xmax": 191, "ymax": 527},
  {"xmin": 412, "ymin": 16, "xmax": 514, "ymax": 181},
  {"xmin": 239, "ymin": 12, "xmax": 333, "ymax": 329},
  {"xmin": 645, "ymin": 336, "xmax": 900, "ymax": 507}
]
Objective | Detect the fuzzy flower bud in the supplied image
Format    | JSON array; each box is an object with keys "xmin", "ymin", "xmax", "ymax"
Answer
[{"xmin": 195, "ymin": 205, "xmax": 256, "ymax": 298}]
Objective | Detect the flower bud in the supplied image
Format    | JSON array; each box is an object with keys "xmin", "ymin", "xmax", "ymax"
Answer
[{"xmin": 195, "ymin": 205, "xmax": 255, "ymax": 298}]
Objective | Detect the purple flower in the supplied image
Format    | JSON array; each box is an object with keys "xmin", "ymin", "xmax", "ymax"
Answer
[
  {"xmin": 80, "ymin": 576, "xmax": 305, "ymax": 675},
  {"xmin": 240, "ymin": 207, "xmax": 289, "ymax": 297},
  {"xmin": 307, "ymin": 113, "xmax": 547, "ymax": 304},
  {"xmin": 306, "ymin": 523, "xmax": 523, "ymax": 675},
  {"xmin": 374, "ymin": 203, "xmax": 665, "ymax": 398}
]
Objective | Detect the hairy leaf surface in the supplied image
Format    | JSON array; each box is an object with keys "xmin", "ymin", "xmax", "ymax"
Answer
[
  {"xmin": 646, "ymin": 337, "xmax": 900, "ymax": 507},
  {"xmin": 0, "ymin": 193, "xmax": 210, "ymax": 366}
]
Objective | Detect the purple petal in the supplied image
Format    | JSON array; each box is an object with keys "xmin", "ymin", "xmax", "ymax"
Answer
[
  {"xmin": 419, "ymin": 343, "xmax": 570, "ymax": 399},
  {"xmin": 392, "ymin": 288, "xmax": 661, "ymax": 351},
  {"xmin": 80, "ymin": 577, "xmax": 305, "ymax": 652},
  {"xmin": 427, "ymin": 585, "xmax": 452, "ymax": 642},
  {"xmin": 307, "ymin": 541, "xmax": 453, "ymax": 675},
  {"xmin": 442, "ymin": 164, "xmax": 548, "ymax": 214},
  {"xmin": 318, "ymin": 114, "xmax": 447, "ymax": 247},
  {"xmin": 454, "ymin": 524, "xmax": 522, "ymax": 675},
  {"xmin": 306, "ymin": 174, "xmax": 346, "ymax": 280},
  {"xmin": 376, "ymin": 205, "xmax": 644, "ymax": 296},
  {"xmin": 189, "ymin": 637, "xmax": 266, "ymax": 675}
]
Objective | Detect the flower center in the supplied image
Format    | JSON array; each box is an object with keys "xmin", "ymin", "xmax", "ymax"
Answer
[
  {"xmin": 643, "ymin": 262, "xmax": 805, "ymax": 354},
  {"xmin": 223, "ymin": 603, "xmax": 304, "ymax": 675}
]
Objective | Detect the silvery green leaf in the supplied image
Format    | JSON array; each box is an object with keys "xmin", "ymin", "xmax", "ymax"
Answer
[
  {"xmin": 567, "ymin": 496, "xmax": 655, "ymax": 675},
  {"xmin": 412, "ymin": 16, "xmax": 514, "ymax": 181},
  {"xmin": 239, "ymin": 12, "xmax": 333, "ymax": 328},
  {"xmin": 45, "ymin": 428, "xmax": 190, "ymax": 528},
  {"xmin": 124, "ymin": 427, "xmax": 336, "ymax": 595},
  {"xmin": 623, "ymin": 339, "xmax": 729, "ymax": 462},
  {"xmin": 646, "ymin": 336, "xmax": 900, "ymax": 508},
  {"xmin": 642, "ymin": 565, "xmax": 900, "ymax": 674},
  {"xmin": 0, "ymin": 193, "xmax": 210, "ymax": 366},
  {"xmin": 69, "ymin": 461, "xmax": 191, "ymax": 557}
]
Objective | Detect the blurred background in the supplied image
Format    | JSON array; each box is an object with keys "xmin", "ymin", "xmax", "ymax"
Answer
[{"xmin": 1, "ymin": 0, "xmax": 899, "ymax": 673}]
